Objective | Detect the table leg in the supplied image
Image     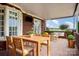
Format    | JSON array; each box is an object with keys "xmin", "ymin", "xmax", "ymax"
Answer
[
  {"xmin": 33, "ymin": 47, "xmax": 37, "ymax": 56},
  {"xmin": 37, "ymin": 42, "xmax": 41, "ymax": 56},
  {"xmin": 47, "ymin": 40, "xmax": 50, "ymax": 56}
]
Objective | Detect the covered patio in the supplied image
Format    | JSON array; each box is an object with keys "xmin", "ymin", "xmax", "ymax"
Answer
[{"xmin": 0, "ymin": 3, "xmax": 79, "ymax": 56}]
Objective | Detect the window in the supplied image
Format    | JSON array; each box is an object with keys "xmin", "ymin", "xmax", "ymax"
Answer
[
  {"xmin": 9, "ymin": 27, "xmax": 17, "ymax": 36},
  {"xmin": 0, "ymin": 15, "xmax": 4, "ymax": 37},
  {"xmin": 0, "ymin": 8, "xmax": 4, "ymax": 13},
  {"xmin": 9, "ymin": 11, "xmax": 18, "ymax": 36}
]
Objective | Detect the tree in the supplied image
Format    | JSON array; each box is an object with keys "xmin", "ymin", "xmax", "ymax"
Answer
[
  {"xmin": 59, "ymin": 24, "xmax": 69, "ymax": 30},
  {"xmin": 46, "ymin": 27, "xmax": 49, "ymax": 31}
]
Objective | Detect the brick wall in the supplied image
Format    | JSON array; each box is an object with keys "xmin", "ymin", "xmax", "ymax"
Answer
[
  {"xmin": 23, "ymin": 14, "xmax": 33, "ymax": 35},
  {"xmin": 0, "ymin": 41, "xmax": 6, "ymax": 50},
  {"xmin": 23, "ymin": 14, "xmax": 46, "ymax": 35},
  {"xmin": 23, "ymin": 21, "xmax": 33, "ymax": 35},
  {"xmin": 41, "ymin": 20, "xmax": 45, "ymax": 32}
]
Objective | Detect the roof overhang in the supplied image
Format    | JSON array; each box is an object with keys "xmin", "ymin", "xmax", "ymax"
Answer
[{"xmin": 4, "ymin": 3, "xmax": 78, "ymax": 20}]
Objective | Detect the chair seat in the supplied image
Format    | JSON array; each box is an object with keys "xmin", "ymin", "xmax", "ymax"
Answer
[
  {"xmin": 53, "ymin": 35, "xmax": 58, "ymax": 37},
  {"xmin": 8, "ymin": 45, "xmax": 13, "ymax": 49},
  {"xmin": 42, "ymin": 41, "xmax": 47, "ymax": 44},
  {"xmin": 16, "ymin": 45, "xmax": 34, "ymax": 55},
  {"xmin": 41, "ymin": 41, "xmax": 47, "ymax": 45}
]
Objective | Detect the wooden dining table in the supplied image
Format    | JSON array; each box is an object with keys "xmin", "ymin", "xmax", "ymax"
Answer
[{"xmin": 20, "ymin": 35, "xmax": 51, "ymax": 56}]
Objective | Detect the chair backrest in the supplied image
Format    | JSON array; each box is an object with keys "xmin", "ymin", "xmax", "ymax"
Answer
[
  {"xmin": 6, "ymin": 36, "xmax": 14, "ymax": 47},
  {"xmin": 12, "ymin": 37, "xmax": 24, "ymax": 51}
]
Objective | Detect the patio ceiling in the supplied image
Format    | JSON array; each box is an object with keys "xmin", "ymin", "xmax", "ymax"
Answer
[{"xmin": 14, "ymin": 3, "xmax": 76, "ymax": 20}]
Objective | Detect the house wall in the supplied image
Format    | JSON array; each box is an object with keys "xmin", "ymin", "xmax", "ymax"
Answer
[
  {"xmin": 41, "ymin": 20, "xmax": 46, "ymax": 32},
  {"xmin": 0, "ymin": 41, "xmax": 6, "ymax": 50},
  {"xmin": 23, "ymin": 20, "xmax": 46, "ymax": 35},
  {"xmin": 23, "ymin": 21, "xmax": 33, "ymax": 35},
  {"xmin": 0, "ymin": 4, "xmax": 23, "ymax": 50},
  {"xmin": 23, "ymin": 14, "xmax": 33, "ymax": 35},
  {"xmin": 74, "ymin": 32, "xmax": 79, "ymax": 50},
  {"xmin": 23, "ymin": 14, "xmax": 46, "ymax": 35}
]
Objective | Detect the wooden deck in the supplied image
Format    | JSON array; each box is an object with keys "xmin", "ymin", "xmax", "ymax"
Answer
[{"xmin": 0, "ymin": 38, "xmax": 79, "ymax": 56}]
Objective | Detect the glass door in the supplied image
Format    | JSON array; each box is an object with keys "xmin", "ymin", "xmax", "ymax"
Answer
[{"xmin": 33, "ymin": 18, "xmax": 41, "ymax": 34}]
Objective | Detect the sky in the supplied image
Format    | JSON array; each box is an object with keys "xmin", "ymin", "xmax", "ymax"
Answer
[{"xmin": 46, "ymin": 17, "xmax": 76, "ymax": 29}]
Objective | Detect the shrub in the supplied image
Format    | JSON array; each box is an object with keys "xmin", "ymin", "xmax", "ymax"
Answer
[
  {"xmin": 27, "ymin": 31, "xmax": 35, "ymax": 35},
  {"xmin": 65, "ymin": 29, "xmax": 72, "ymax": 35},
  {"xmin": 67, "ymin": 35, "xmax": 75, "ymax": 40}
]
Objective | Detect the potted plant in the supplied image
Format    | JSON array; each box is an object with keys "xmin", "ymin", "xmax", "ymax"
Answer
[
  {"xmin": 67, "ymin": 34, "xmax": 75, "ymax": 48},
  {"xmin": 27, "ymin": 31, "xmax": 35, "ymax": 37},
  {"xmin": 42, "ymin": 31, "xmax": 49, "ymax": 37},
  {"xmin": 65, "ymin": 29, "xmax": 72, "ymax": 38}
]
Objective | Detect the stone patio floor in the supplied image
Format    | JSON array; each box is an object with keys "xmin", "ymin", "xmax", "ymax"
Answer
[{"xmin": 0, "ymin": 38, "xmax": 79, "ymax": 56}]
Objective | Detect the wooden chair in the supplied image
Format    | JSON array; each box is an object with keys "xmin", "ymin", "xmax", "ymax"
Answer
[
  {"xmin": 6, "ymin": 36, "xmax": 16, "ymax": 55},
  {"xmin": 12, "ymin": 36, "xmax": 36, "ymax": 56},
  {"xmin": 53, "ymin": 33, "xmax": 58, "ymax": 40},
  {"xmin": 19, "ymin": 35, "xmax": 34, "ymax": 47},
  {"xmin": 41, "ymin": 35, "xmax": 51, "ymax": 45}
]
